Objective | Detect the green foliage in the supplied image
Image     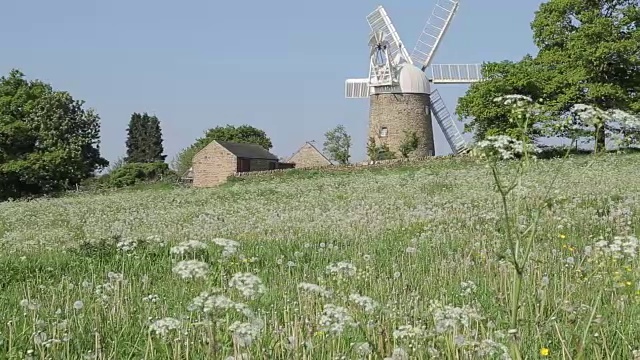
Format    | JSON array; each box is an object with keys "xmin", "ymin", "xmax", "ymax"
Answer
[
  {"xmin": 398, "ymin": 130, "xmax": 419, "ymax": 158},
  {"xmin": 107, "ymin": 162, "xmax": 173, "ymax": 188},
  {"xmin": 125, "ymin": 112, "xmax": 166, "ymax": 163},
  {"xmin": 172, "ymin": 124, "xmax": 272, "ymax": 176},
  {"xmin": 458, "ymin": 0, "xmax": 640, "ymax": 149},
  {"xmin": 0, "ymin": 69, "xmax": 108, "ymax": 201},
  {"xmin": 456, "ymin": 57, "xmax": 547, "ymax": 141},
  {"xmin": 323, "ymin": 124, "xmax": 351, "ymax": 165},
  {"xmin": 366, "ymin": 137, "xmax": 396, "ymax": 161},
  {"xmin": 106, "ymin": 156, "xmax": 125, "ymax": 173},
  {"xmin": 171, "ymin": 146, "xmax": 199, "ymax": 177}
]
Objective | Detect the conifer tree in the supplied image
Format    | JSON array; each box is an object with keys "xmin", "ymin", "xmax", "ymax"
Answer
[{"xmin": 125, "ymin": 112, "xmax": 166, "ymax": 163}]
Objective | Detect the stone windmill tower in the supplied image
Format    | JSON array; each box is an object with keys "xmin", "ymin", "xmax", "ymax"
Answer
[{"xmin": 345, "ymin": 1, "xmax": 483, "ymax": 159}]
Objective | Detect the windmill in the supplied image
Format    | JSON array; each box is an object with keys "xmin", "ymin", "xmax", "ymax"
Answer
[{"xmin": 345, "ymin": 1, "xmax": 482, "ymax": 158}]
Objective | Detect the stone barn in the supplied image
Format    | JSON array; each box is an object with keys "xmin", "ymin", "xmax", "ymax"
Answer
[
  {"xmin": 192, "ymin": 140, "xmax": 279, "ymax": 187},
  {"xmin": 287, "ymin": 142, "xmax": 332, "ymax": 169}
]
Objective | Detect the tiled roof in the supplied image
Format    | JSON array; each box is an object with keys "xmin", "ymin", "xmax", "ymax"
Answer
[{"xmin": 217, "ymin": 141, "xmax": 278, "ymax": 160}]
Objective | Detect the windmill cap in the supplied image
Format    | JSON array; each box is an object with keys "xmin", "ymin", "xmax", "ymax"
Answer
[{"xmin": 397, "ymin": 63, "xmax": 430, "ymax": 94}]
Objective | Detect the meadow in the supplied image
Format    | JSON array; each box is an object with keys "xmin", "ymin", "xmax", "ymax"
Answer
[{"xmin": 1, "ymin": 154, "xmax": 639, "ymax": 359}]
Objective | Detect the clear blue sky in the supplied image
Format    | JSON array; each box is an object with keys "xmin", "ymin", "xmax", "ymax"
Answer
[{"xmin": 0, "ymin": 0, "xmax": 542, "ymax": 164}]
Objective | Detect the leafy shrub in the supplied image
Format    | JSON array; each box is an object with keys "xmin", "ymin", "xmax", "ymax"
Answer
[{"xmin": 107, "ymin": 162, "xmax": 174, "ymax": 188}]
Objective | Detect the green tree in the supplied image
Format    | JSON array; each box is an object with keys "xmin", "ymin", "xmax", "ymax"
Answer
[
  {"xmin": 0, "ymin": 69, "xmax": 108, "ymax": 200},
  {"xmin": 172, "ymin": 124, "xmax": 273, "ymax": 176},
  {"xmin": 125, "ymin": 112, "xmax": 166, "ymax": 163},
  {"xmin": 323, "ymin": 125, "xmax": 351, "ymax": 165},
  {"xmin": 366, "ymin": 137, "xmax": 396, "ymax": 161},
  {"xmin": 458, "ymin": 0, "xmax": 640, "ymax": 150},
  {"xmin": 456, "ymin": 57, "xmax": 548, "ymax": 141},
  {"xmin": 531, "ymin": 0, "xmax": 640, "ymax": 152},
  {"xmin": 398, "ymin": 130, "xmax": 419, "ymax": 158}
]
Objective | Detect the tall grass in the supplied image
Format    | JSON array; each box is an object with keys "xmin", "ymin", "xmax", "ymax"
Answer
[{"xmin": 0, "ymin": 148, "xmax": 639, "ymax": 358}]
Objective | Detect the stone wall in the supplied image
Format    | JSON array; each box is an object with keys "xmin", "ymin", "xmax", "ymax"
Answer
[
  {"xmin": 288, "ymin": 143, "xmax": 332, "ymax": 168},
  {"xmin": 232, "ymin": 154, "xmax": 468, "ymax": 179},
  {"xmin": 369, "ymin": 93, "xmax": 434, "ymax": 159},
  {"xmin": 192, "ymin": 142, "xmax": 237, "ymax": 188}
]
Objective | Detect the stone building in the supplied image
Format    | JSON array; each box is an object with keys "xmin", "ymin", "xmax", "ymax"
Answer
[
  {"xmin": 368, "ymin": 63, "xmax": 435, "ymax": 159},
  {"xmin": 191, "ymin": 140, "xmax": 279, "ymax": 187},
  {"xmin": 287, "ymin": 142, "xmax": 332, "ymax": 169}
]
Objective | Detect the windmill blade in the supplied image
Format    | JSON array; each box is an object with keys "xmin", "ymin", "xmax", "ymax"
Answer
[
  {"xmin": 345, "ymin": 79, "xmax": 370, "ymax": 98},
  {"xmin": 430, "ymin": 64, "xmax": 483, "ymax": 83},
  {"xmin": 411, "ymin": 0, "xmax": 460, "ymax": 70},
  {"xmin": 366, "ymin": 6, "xmax": 412, "ymax": 65},
  {"xmin": 428, "ymin": 89, "xmax": 469, "ymax": 154}
]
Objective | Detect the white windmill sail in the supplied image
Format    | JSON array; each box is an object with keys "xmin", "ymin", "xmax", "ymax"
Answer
[
  {"xmin": 366, "ymin": 6, "xmax": 412, "ymax": 65},
  {"xmin": 345, "ymin": 2, "xmax": 482, "ymax": 155},
  {"xmin": 410, "ymin": 0, "xmax": 459, "ymax": 70},
  {"xmin": 430, "ymin": 63, "xmax": 483, "ymax": 83},
  {"xmin": 429, "ymin": 89, "xmax": 468, "ymax": 154},
  {"xmin": 408, "ymin": 0, "xmax": 479, "ymax": 153},
  {"xmin": 345, "ymin": 78, "xmax": 370, "ymax": 98}
]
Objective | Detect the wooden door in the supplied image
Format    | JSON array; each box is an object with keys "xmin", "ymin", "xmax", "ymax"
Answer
[{"xmin": 237, "ymin": 158, "xmax": 251, "ymax": 172}]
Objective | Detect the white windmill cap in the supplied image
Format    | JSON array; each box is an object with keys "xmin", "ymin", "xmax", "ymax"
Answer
[{"xmin": 397, "ymin": 63, "xmax": 430, "ymax": 94}]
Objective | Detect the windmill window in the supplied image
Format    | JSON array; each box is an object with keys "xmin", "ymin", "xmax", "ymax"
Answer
[{"xmin": 380, "ymin": 127, "xmax": 388, "ymax": 137}]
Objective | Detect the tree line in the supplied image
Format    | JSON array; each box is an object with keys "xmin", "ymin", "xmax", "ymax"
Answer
[
  {"xmin": 456, "ymin": 0, "xmax": 640, "ymax": 150},
  {"xmin": 2, "ymin": 0, "xmax": 638, "ymax": 200},
  {"xmin": 0, "ymin": 68, "xmax": 279, "ymax": 199},
  {"xmin": 0, "ymin": 67, "xmax": 353, "ymax": 200}
]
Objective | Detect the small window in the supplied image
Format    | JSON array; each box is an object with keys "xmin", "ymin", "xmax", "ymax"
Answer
[{"xmin": 380, "ymin": 127, "xmax": 388, "ymax": 137}]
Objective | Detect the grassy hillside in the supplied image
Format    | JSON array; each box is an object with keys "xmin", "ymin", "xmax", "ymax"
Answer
[{"xmin": 1, "ymin": 154, "xmax": 639, "ymax": 359}]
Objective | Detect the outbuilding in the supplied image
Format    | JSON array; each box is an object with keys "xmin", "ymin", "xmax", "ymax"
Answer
[
  {"xmin": 287, "ymin": 141, "xmax": 333, "ymax": 169},
  {"xmin": 192, "ymin": 140, "xmax": 279, "ymax": 187}
]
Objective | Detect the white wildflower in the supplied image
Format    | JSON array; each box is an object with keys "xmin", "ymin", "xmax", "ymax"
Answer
[
  {"xmin": 476, "ymin": 135, "xmax": 541, "ymax": 160},
  {"xmin": 211, "ymin": 238, "xmax": 239, "ymax": 257},
  {"xmin": 146, "ymin": 235, "xmax": 166, "ymax": 246},
  {"xmin": 476, "ymin": 339, "xmax": 510, "ymax": 358},
  {"xmin": 354, "ymin": 342, "xmax": 372, "ymax": 356},
  {"xmin": 229, "ymin": 272, "xmax": 265, "ymax": 299},
  {"xmin": 460, "ymin": 281, "xmax": 477, "ymax": 296},
  {"xmin": 392, "ymin": 325, "xmax": 426, "ymax": 340},
  {"xmin": 73, "ymin": 300, "xmax": 84, "ymax": 310},
  {"xmin": 589, "ymin": 236, "xmax": 638, "ymax": 260},
  {"xmin": 349, "ymin": 293, "xmax": 378, "ymax": 313},
  {"xmin": 116, "ymin": 237, "xmax": 137, "ymax": 252},
  {"xmin": 384, "ymin": 347, "xmax": 409, "ymax": 360},
  {"xmin": 187, "ymin": 289, "xmax": 233, "ymax": 313},
  {"xmin": 430, "ymin": 301, "xmax": 484, "ymax": 334},
  {"xmin": 149, "ymin": 317, "xmax": 181, "ymax": 337},
  {"xmin": 228, "ymin": 321, "xmax": 262, "ymax": 347},
  {"xmin": 32, "ymin": 331, "xmax": 48, "ymax": 346},
  {"xmin": 318, "ymin": 304, "xmax": 354, "ymax": 334},
  {"xmin": 170, "ymin": 240, "xmax": 208, "ymax": 255},
  {"xmin": 20, "ymin": 299, "xmax": 40, "ymax": 311},
  {"xmin": 325, "ymin": 261, "xmax": 357, "ymax": 278},
  {"xmin": 172, "ymin": 260, "xmax": 209, "ymax": 279},
  {"xmin": 570, "ymin": 104, "xmax": 610, "ymax": 127},
  {"xmin": 297, "ymin": 282, "xmax": 333, "ymax": 298},
  {"xmin": 541, "ymin": 276, "xmax": 550, "ymax": 286},
  {"xmin": 143, "ymin": 294, "xmax": 160, "ymax": 303},
  {"xmin": 107, "ymin": 272, "xmax": 124, "ymax": 283}
]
